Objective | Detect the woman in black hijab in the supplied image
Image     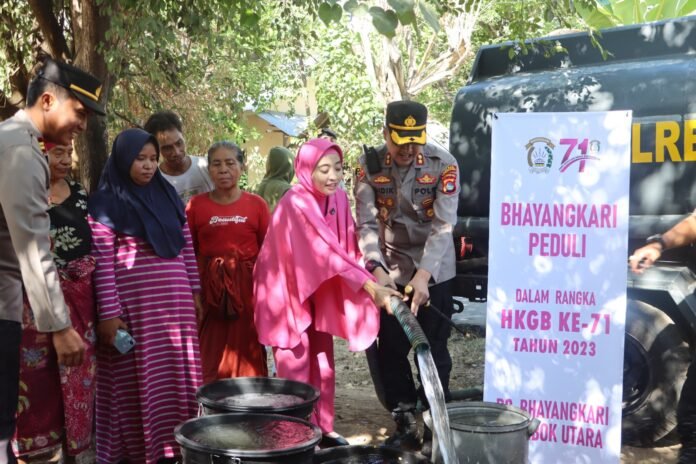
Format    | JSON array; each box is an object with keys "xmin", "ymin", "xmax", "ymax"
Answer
[{"xmin": 87, "ymin": 128, "xmax": 203, "ymax": 464}]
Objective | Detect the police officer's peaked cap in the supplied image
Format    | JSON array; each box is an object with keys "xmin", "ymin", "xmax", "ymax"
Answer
[
  {"xmin": 385, "ymin": 100, "xmax": 427, "ymax": 145},
  {"xmin": 36, "ymin": 58, "xmax": 106, "ymax": 115}
]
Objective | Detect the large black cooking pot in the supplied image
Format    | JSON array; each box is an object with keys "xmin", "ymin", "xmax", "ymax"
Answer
[
  {"xmin": 197, "ymin": 377, "xmax": 319, "ymax": 419},
  {"xmin": 313, "ymin": 445, "xmax": 430, "ymax": 463},
  {"xmin": 175, "ymin": 413, "xmax": 322, "ymax": 464}
]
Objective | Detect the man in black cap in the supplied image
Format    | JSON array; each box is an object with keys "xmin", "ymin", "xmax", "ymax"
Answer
[
  {"xmin": 0, "ymin": 57, "xmax": 104, "ymax": 463},
  {"xmin": 355, "ymin": 100, "xmax": 459, "ymax": 452}
]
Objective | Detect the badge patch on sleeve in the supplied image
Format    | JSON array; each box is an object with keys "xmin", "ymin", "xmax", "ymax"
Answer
[{"xmin": 440, "ymin": 165, "xmax": 458, "ymax": 195}]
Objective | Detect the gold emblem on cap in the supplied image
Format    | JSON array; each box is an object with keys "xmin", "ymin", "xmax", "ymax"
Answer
[
  {"xmin": 69, "ymin": 84, "xmax": 99, "ymax": 102},
  {"xmin": 404, "ymin": 115, "xmax": 416, "ymax": 127}
]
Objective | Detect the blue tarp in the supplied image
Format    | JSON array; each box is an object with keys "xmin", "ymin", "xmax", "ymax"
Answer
[{"xmin": 257, "ymin": 111, "xmax": 308, "ymax": 137}]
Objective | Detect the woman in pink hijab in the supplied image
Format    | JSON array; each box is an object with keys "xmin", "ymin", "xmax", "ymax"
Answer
[{"xmin": 254, "ymin": 138, "xmax": 399, "ymax": 446}]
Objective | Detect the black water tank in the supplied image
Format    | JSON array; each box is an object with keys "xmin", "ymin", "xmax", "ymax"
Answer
[{"xmin": 450, "ymin": 16, "xmax": 696, "ymax": 219}]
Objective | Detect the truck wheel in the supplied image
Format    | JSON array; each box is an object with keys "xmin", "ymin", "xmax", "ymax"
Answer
[{"xmin": 622, "ymin": 299, "xmax": 691, "ymax": 446}]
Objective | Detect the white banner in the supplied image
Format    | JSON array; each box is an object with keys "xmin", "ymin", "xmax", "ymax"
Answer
[{"xmin": 484, "ymin": 111, "xmax": 632, "ymax": 463}]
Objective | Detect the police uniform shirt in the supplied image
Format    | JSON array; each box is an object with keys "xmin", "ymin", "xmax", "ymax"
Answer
[
  {"xmin": 354, "ymin": 142, "xmax": 459, "ymax": 286},
  {"xmin": 0, "ymin": 110, "xmax": 71, "ymax": 331}
]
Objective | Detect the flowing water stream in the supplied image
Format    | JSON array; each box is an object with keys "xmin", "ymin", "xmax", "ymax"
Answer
[{"xmin": 417, "ymin": 348, "xmax": 459, "ymax": 464}]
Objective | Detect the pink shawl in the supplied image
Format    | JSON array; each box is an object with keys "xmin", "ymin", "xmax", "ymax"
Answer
[{"xmin": 253, "ymin": 139, "xmax": 379, "ymax": 351}]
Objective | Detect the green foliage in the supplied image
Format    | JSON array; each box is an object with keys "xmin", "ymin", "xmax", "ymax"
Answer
[
  {"xmin": 105, "ymin": 1, "xmax": 305, "ymax": 156},
  {"xmin": 316, "ymin": 0, "xmax": 441, "ymax": 37},
  {"xmin": 389, "ymin": 0, "xmax": 417, "ymax": 25},
  {"xmin": 310, "ymin": 25, "xmax": 384, "ymax": 166},
  {"xmin": 319, "ymin": 2, "xmax": 343, "ymax": 23},
  {"xmin": 418, "ymin": 1, "xmax": 441, "ymax": 32},
  {"xmin": 574, "ymin": 0, "xmax": 696, "ymax": 27},
  {"xmin": 9, "ymin": 0, "xmax": 671, "ymax": 180},
  {"xmin": 466, "ymin": 0, "xmax": 589, "ymax": 67},
  {"xmin": 473, "ymin": 0, "xmax": 583, "ymax": 45},
  {"xmin": 369, "ymin": 6, "xmax": 399, "ymax": 38},
  {"xmin": 0, "ymin": 1, "xmax": 54, "ymax": 97}
]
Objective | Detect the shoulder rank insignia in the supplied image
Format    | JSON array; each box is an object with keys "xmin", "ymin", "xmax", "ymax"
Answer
[
  {"xmin": 384, "ymin": 152, "xmax": 392, "ymax": 166},
  {"xmin": 416, "ymin": 152, "xmax": 425, "ymax": 166}
]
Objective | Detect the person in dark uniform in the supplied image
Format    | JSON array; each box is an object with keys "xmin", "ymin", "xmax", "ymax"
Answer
[
  {"xmin": 354, "ymin": 101, "xmax": 459, "ymax": 450},
  {"xmin": 0, "ymin": 58, "xmax": 104, "ymax": 463},
  {"xmin": 630, "ymin": 219, "xmax": 696, "ymax": 464}
]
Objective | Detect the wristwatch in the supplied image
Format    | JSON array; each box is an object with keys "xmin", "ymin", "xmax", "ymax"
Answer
[
  {"xmin": 646, "ymin": 234, "xmax": 667, "ymax": 250},
  {"xmin": 365, "ymin": 259, "xmax": 387, "ymax": 274}
]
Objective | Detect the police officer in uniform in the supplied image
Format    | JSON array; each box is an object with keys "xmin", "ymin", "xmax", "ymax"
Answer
[
  {"xmin": 0, "ymin": 58, "xmax": 104, "ymax": 463},
  {"xmin": 354, "ymin": 100, "xmax": 459, "ymax": 449}
]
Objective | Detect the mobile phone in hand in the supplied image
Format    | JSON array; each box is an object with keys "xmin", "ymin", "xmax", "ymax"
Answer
[{"xmin": 114, "ymin": 329, "xmax": 136, "ymax": 354}]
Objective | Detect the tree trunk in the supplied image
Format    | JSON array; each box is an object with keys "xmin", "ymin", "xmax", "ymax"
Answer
[
  {"xmin": 72, "ymin": 0, "xmax": 112, "ymax": 192},
  {"xmin": 27, "ymin": 0, "xmax": 71, "ymax": 59}
]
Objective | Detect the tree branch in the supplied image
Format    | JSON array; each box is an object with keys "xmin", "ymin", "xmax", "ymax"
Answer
[{"xmin": 27, "ymin": 0, "xmax": 71, "ymax": 59}]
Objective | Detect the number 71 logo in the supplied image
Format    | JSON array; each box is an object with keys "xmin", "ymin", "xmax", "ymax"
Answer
[{"xmin": 559, "ymin": 138, "xmax": 601, "ymax": 172}]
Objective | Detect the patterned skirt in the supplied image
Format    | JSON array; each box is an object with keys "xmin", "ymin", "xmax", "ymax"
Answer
[{"xmin": 14, "ymin": 255, "xmax": 97, "ymax": 457}]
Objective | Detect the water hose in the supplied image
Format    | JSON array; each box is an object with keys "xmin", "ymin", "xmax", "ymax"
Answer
[
  {"xmin": 390, "ymin": 296, "xmax": 430, "ymax": 353},
  {"xmin": 405, "ymin": 285, "xmax": 470, "ymax": 338}
]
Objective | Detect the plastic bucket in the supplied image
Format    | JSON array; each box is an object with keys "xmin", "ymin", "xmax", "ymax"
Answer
[
  {"xmin": 424, "ymin": 401, "xmax": 540, "ymax": 464},
  {"xmin": 197, "ymin": 377, "xmax": 319, "ymax": 420},
  {"xmin": 175, "ymin": 412, "xmax": 322, "ymax": 463},
  {"xmin": 313, "ymin": 445, "xmax": 429, "ymax": 463}
]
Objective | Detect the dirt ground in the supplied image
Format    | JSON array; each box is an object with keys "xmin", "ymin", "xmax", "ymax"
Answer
[{"xmin": 332, "ymin": 332, "xmax": 680, "ymax": 463}]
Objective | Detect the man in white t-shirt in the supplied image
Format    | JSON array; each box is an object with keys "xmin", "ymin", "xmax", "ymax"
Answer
[{"xmin": 144, "ymin": 110, "xmax": 213, "ymax": 205}]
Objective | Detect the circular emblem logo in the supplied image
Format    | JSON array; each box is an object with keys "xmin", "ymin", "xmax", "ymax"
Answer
[
  {"xmin": 525, "ymin": 137, "xmax": 555, "ymax": 174},
  {"xmin": 404, "ymin": 115, "xmax": 416, "ymax": 127}
]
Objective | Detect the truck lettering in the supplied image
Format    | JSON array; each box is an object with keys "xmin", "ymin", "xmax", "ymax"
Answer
[{"xmin": 632, "ymin": 119, "xmax": 696, "ymax": 163}]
